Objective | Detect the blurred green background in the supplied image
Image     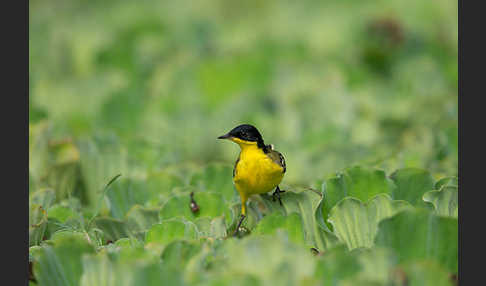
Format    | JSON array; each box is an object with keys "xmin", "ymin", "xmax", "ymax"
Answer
[{"xmin": 29, "ymin": 0, "xmax": 457, "ymax": 188}]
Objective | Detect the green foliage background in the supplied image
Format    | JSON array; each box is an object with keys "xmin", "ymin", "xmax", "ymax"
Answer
[{"xmin": 29, "ymin": 0, "xmax": 458, "ymax": 285}]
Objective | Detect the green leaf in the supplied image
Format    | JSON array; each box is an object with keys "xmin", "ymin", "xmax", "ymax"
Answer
[
  {"xmin": 262, "ymin": 188, "xmax": 339, "ymax": 250},
  {"xmin": 434, "ymin": 177, "xmax": 458, "ymax": 190},
  {"xmin": 77, "ymin": 136, "xmax": 129, "ymax": 207},
  {"xmin": 351, "ymin": 247, "xmax": 398, "ymax": 284},
  {"xmin": 146, "ymin": 171, "xmax": 185, "ymax": 203},
  {"xmin": 423, "ymin": 186, "xmax": 458, "ymax": 218},
  {"xmin": 125, "ymin": 205, "xmax": 160, "ymax": 237},
  {"xmin": 209, "ymin": 216, "xmax": 228, "ymax": 239},
  {"xmin": 43, "ymin": 140, "xmax": 81, "ymax": 200},
  {"xmin": 327, "ymin": 194, "xmax": 411, "ymax": 249},
  {"xmin": 319, "ymin": 166, "xmax": 395, "ymax": 231},
  {"xmin": 375, "ymin": 209, "xmax": 458, "ymax": 273},
  {"xmin": 30, "ymin": 204, "xmax": 48, "ymax": 246},
  {"xmin": 33, "ymin": 233, "xmax": 95, "ymax": 286},
  {"xmin": 194, "ymin": 217, "xmax": 213, "ymax": 237},
  {"xmin": 203, "ymin": 274, "xmax": 262, "ymax": 286},
  {"xmin": 220, "ymin": 234, "xmax": 316, "ymax": 285},
  {"xmin": 253, "ymin": 212, "xmax": 305, "ymax": 246},
  {"xmin": 189, "ymin": 163, "xmax": 237, "ymax": 202},
  {"xmin": 159, "ymin": 192, "xmax": 227, "ymax": 223},
  {"xmin": 29, "ymin": 121, "xmax": 50, "ymax": 185},
  {"xmin": 48, "ymin": 204, "xmax": 76, "ymax": 223},
  {"xmin": 161, "ymin": 240, "xmax": 202, "ymax": 270},
  {"xmin": 80, "ymin": 251, "xmax": 185, "ymax": 286},
  {"xmin": 30, "ymin": 189, "xmax": 56, "ymax": 245},
  {"xmin": 80, "ymin": 253, "xmax": 115, "ymax": 286},
  {"xmin": 313, "ymin": 245, "xmax": 362, "ymax": 284},
  {"xmin": 390, "ymin": 168, "xmax": 435, "ymax": 206},
  {"xmin": 105, "ymin": 178, "xmax": 147, "ymax": 219},
  {"xmin": 30, "ymin": 189, "xmax": 56, "ymax": 209},
  {"xmin": 395, "ymin": 260, "xmax": 455, "ymax": 286},
  {"xmin": 93, "ymin": 217, "xmax": 130, "ymax": 242},
  {"xmin": 113, "ymin": 237, "xmax": 143, "ymax": 249},
  {"xmin": 145, "ymin": 219, "xmax": 198, "ymax": 246}
]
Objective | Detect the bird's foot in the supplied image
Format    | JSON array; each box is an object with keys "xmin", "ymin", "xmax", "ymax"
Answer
[
  {"xmin": 232, "ymin": 214, "xmax": 246, "ymax": 237},
  {"xmin": 272, "ymin": 186, "xmax": 285, "ymax": 206}
]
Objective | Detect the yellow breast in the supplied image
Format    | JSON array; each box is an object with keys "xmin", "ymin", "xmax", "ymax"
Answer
[{"xmin": 233, "ymin": 145, "xmax": 284, "ymax": 196}]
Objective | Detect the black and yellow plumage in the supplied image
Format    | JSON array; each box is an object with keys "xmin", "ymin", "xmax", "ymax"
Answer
[{"xmin": 218, "ymin": 124, "xmax": 286, "ymax": 235}]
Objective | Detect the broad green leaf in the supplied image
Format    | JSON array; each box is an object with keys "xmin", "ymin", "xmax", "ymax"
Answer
[
  {"xmin": 29, "ymin": 204, "xmax": 48, "ymax": 246},
  {"xmin": 161, "ymin": 240, "xmax": 202, "ymax": 270},
  {"xmin": 114, "ymin": 237, "xmax": 144, "ymax": 249},
  {"xmin": 29, "ymin": 245, "xmax": 43, "ymax": 262},
  {"xmin": 29, "ymin": 121, "xmax": 50, "ymax": 184},
  {"xmin": 221, "ymin": 234, "xmax": 316, "ymax": 286},
  {"xmin": 434, "ymin": 176, "xmax": 458, "ymax": 190},
  {"xmin": 125, "ymin": 205, "xmax": 160, "ymax": 236},
  {"xmin": 390, "ymin": 168, "xmax": 435, "ymax": 206},
  {"xmin": 253, "ymin": 212, "xmax": 305, "ymax": 246},
  {"xmin": 352, "ymin": 247, "xmax": 398, "ymax": 284},
  {"xmin": 189, "ymin": 163, "xmax": 237, "ymax": 202},
  {"xmin": 49, "ymin": 230, "xmax": 89, "ymax": 243},
  {"xmin": 396, "ymin": 260, "xmax": 455, "ymax": 286},
  {"xmin": 262, "ymin": 188, "xmax": 339, "ymax": 250},
  {"xmin": 327, "ymin": 194, "xmax": 411, "ymax": 249},
  {"xmin": 30, "ymin": 189, "xmax": 56, "ymax": 209},
  {"xmin": 93, "ymin": 217, "xmax": 130, "ymax": 242},
  {"xmin": 33, "ymin": 233, "xmax": 95, "ymax": 286},
  {"xmin": 105, "ymin": 178, "xmax": 147, "ymax": 219},
  {"xmin": 159, "ymin": 192, "xmax": 227, "ymax": 223},
  {"xmin": 145, "ymin": 219, "xmax": 198, "ymax": 246},
  {"xmin": 146, "ymin": 171, "xmax": 185, "ymax": 204},
  {"xmin": 318, "ymin": 166, "xmax": 395, "ymax": 231},
  {"xmin": 129, "ymin": 262, "xmax": 185, "ymax": 286},
  {"xmin": 375, "ymin": 209, "xmax": 458, "ymax": 273},
  {"xmin": 423, "ymin": 186, "xmax": 458, "ymax": 218},
  {"xmin": 314, "ymin": 245, "xmax": 362, "ymax": 284},
  {"xmin": 43, "ymin": 140, "xmax": 80, "ymax": 200},
  {"xmin": 77, "ymin": 136, "xmax": 129, "ymax": 207},
  {"xmin": 80, "ymin": 254, "xmax": 115, "ymax": 286},
  {"xmin": 209, "ymin": 216, "xmax": 228, "ymax": 239},
  {"xmin": 48, "ymin": 204, "xmax": 76, "ymax": 223},
  {"xmin": 194, "ymin": 217, "xmax": 213, "ymax": 237},
  {"xmin": 80, "ymin": 252, "xmax": 184, "ymax": 286},
  {"xmin": 30, "ymin": 189, "xmax": 57, "ymax": 245},
  {"xmin": 201, "ymin": 274, "xmax": 262, "ymax": 286}
]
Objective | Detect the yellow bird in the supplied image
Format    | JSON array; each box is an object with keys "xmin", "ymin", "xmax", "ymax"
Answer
[{"xmin": 218, "ymin": 124, "xmax": 286, "ymax": 235}]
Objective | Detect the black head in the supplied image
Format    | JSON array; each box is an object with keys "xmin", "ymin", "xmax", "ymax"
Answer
[{"xmin": 217, "ymin": 124, "xmax": 266, "ymax": 149}]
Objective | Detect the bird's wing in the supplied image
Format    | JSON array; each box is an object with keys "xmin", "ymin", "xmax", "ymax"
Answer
[
  {"xmin": 233, "ymin": 154, "xmax": 240, "ymax": 178},
  {"xmin": 266, "ymin": 149, "xmax": 286, "ymax": 173}
]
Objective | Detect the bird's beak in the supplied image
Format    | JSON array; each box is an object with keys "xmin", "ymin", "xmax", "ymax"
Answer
[{"xmin": 217, "ymin": 133, "xmax": 232, "ymax": 140}]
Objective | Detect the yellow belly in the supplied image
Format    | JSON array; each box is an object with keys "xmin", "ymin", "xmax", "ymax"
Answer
[{"xmin": 233, "ymin": 149, "xmax": 284, "ymax": 196}]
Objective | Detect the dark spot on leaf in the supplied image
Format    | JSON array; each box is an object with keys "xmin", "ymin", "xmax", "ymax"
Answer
[
  {"xmin": 190, "ymin": 192, "xmax": 200, "ymax": 213},
  {"xmin": 449, "ymin": 273, "xmax": 458, "ymax": 285},
  {"xmin": 367, "ymin": 18, "xmax": 404, "ymax": 46},
  {"xmin": 310, "ymin": 248, "xmax": 320, "ymax": 256},
  {"xmin": 391, "ymin": 268, "xmax": 408, "ymax": 286}
]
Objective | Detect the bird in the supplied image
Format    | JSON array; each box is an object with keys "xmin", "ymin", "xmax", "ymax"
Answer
[{"xmin": 217, "ymin": 124, "xmax": 286, "ymax": 236}]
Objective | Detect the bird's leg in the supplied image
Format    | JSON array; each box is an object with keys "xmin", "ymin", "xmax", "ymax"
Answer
[
  {"xmin": 233, "ymin": 195, "xmax": 247, "ymax": 236},
  {"xmin": 233, "ymin": 214, "xmax": 246, "ymax": 237},
  {"xmin": 272, "ymin": 185, "xmax": 285, "ymax": 206}
]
